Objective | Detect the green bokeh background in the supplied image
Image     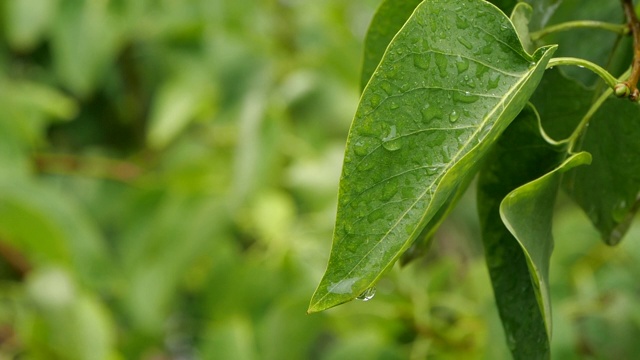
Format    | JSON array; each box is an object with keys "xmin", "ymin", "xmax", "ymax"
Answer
[{"xmin": 1, "ymin": 0, "xmax": 639, "ymax": 358}]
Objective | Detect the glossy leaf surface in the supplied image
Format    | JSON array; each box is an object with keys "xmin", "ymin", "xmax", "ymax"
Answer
[
  {"xmin": 309, "ymin": 0, "xmax": 556, "ymax": 313},
  {"xmin": 360, "ymin": 0, "xmax": 423, "ymax": 91}
]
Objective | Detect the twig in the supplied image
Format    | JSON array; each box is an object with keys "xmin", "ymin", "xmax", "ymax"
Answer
[
  {"xmin": 0, "ymin": 240, "xmax": 31, "ymax": 279},
  {"xmin": 33, "ymin": 153, "xmax": 144, "ymax": 183},
  {"xmin": 622, "ymin": 0, "xmax": 640, "ymax": 101}
]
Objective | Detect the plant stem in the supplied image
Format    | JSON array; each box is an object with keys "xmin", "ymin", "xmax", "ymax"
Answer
[
  {"xmin": 546, "ymin": 57, "xmax": 619, "ymax": 89},
  {"xmin": 568, "ymin": 67, "xmax": 632, "ymax": 152},
  {"xmin": 33, "ymin": 153, "xmax": 144, "ymax": 183},
  {"xmin": 530, "ymin": 20, "xmax": 629, "ymax": 41},
  {"xmin": 622, "ymin": 0, "xmax": 640, "ymax": 101}
]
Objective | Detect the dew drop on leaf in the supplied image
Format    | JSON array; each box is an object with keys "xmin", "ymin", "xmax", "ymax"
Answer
[
  {"xmin": 453, "ymin": 91, "xmax": 479, "ymax": 104},
  {"xmin": 380, "ymin": 81, "xmax": 393, "ymax": 95},
  {"xmin": 356, "ymin": 287, "xmax": 376, "ymax": 301},
  {"xmin": 413, "ymin": 53, "xmax": 430, "ymax": 70},
  {"xmin": 421, "ymin": 104, "xmax": 443, "ymax": 122},
  {"xmin": 382, "ymin": 138, "xmax": 402, "ymax": 151},
  {"xmin": 457, "ymin": 37, "xmax": 473, "ymax": 50},
  {"xmin": 487, "ymin": 72, "xmax": 500, "ymax": 89},
  {"xmin": 353, "ymin": 140, "xmax": 369, "ymax": 156},
  {"xmin": 370, "ymin": 94, "xmax": 381, "ymax": 107},
  {"xmin": 449, "ymin": 109, "xmax": 460, "ymax": 122},
  {"xmin": 455, "ymin": 56, "xmax": 469, "ymax": 74},
  {"xmin": 380, "ymin": 182, "xmax": 398, "ymax": 201},
  {"xmin": 456, "ymin": 15, "xmax": 469, "ymax": 29},
  {"xmin": 435, "ymin": 53, "xmax": 448, "ymax": 77}
]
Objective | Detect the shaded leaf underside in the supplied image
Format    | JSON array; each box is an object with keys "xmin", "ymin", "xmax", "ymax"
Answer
[{"xmin": 309, "ymin": 0, "xmax": 556, "ymax": 313}]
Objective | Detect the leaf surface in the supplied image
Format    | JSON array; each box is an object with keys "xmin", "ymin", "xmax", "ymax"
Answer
[
  {"xmin": 309, "ymin": 0, "xmax": 556, "ymax": 313},
  {"xmin": 531, "ymin": 70, "xmax": 640, "ymax": 245},
  {"xmin": 564, "ymin": 98, "xmax": 640, "ymax": 245},
  {"xmin": 360, "ymin": 0, "xmax": 423, "ymax": 91},
  {"xmin": 478, "ymin": 106, "xmax": 590, "ymax": 359}
]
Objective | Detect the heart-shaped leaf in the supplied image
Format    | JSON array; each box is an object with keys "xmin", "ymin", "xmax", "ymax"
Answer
[{"xmin": 308, "ymin": 0, "xmax": 556, "ymax": 313}]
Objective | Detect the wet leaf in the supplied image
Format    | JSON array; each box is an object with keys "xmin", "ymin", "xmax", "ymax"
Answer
[
  {"xmin": 360, "ymin": 0, "xmax": 423, "ymax": 91},
  {"xmin": 564, "ymin": 98, "xmax": 640, "ymax": 245},
  {"xmin": 308, "ymin": 0, "xmax": 556, "ymax": 313},
  {"xmin": 478, "ymin": 106, "xmax": 589, "ymax": 359},
  {"xmin": 531, "ymin": 70, "xmax": 640, "ymax": 245}
]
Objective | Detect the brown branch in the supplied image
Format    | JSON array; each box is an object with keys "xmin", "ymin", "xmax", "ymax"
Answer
[
  {"xmin": 622, "ymin": 0, "xmax": 640, "ymax": 101},
  {"xmin": 32, "ymin": 153, "xmax": 144, "ymax": 183},
  {"xmin": 0, "ymin": 240, "xmax": 31, "ymax": 280}
]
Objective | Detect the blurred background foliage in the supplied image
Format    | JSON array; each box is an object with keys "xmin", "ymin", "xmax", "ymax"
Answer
[{"xmin": 0, "ymin": 0, "xmax": 639, "ymax": 359}]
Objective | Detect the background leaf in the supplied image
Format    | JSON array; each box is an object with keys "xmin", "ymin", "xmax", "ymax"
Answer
[
  {"xmin": 477, "ymin": 107, "xmax": 562, "ymax": 359},
  {"xmin": 309, "ymin": 0, "xmax": 556, "ymax": 313},
  {"xmin": 564, "ymin": 98, "xmax": 640, "ymax": 245},
  {"xmin": 359, "ymin": 0, "xmax": 423, "ymax": 91},
  {"xmin": 478, "ymin": 106, "xmax": 591, "ymax": 358}
]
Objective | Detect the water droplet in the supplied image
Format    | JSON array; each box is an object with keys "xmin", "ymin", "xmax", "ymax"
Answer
[
  {"xmin": 380, "ymin": 182, "xmax": 398, "ymax": 201},
  {"xmin": 370, "ymin": 94, "xmax": 381, "ymax": 107},
  {"xmin": 356, "ymin": 287, "xmax": 376, "ymax": 301},
  {"xmin": 389, "ymin": 101, "xmax": 400, "ymax": 109},
  {"xmin": 482, "ymin": 45, "xmax": 493, "ymax": 55},
  {"xmin": 367, "ymin": 209, "xmax": 385, "ymax": 223},
  {"xmin": 455, "ymin": 56, "xmax": 469, "ymax": 74},
  {"xmin": 413, "ymin": 54, "xmax": 430, "ymax": 70},
  {"xmin": 382, "ymin": 138, "xmax": 402, "ymax": 151},
  {"xmin": 421, "ymin": 104, "xmax": 443, "ymax": 122},
  {"xmin": 457, "ymin": 37, "xmax": 473, "ymax": 50},
  {"xmin": 613, "ymin": 200, "xmax": 629, "ymax": 222},
  {"xmin": 475, "ymin": 64, "xmax": 489, "ymax": 77},
  {"xmin": 353, "ymin": 140, "xmax": 369, "ymax": 156},
  {"xmin": 382, "ymin": 124, "xmax": 396, "ymax": 141},
  {"xmin": 434, "ymin": 53, "xmax": 448, "ymax": 77},
  {"xmin": 380, "ymin": 81, "xmax": 392, "ymax": 95},
  {"xmin": 453, "ymin": 91, "xmax": 479, "ymax": 104},
  {"xmin": 487, "ymin": 72, "xmax": 500, "ymax": 90},
  {"xmin": 449, "ymin": 109, "xmax": 460, "ymax": 122},
  {"xmin": 456, "ymin": 15, "xmax": 469, "ymax": 29}
]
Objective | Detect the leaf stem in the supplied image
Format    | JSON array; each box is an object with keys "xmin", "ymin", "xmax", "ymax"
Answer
[
  {"xmin": 568, "ymin": 67, "xmax": 632, "ymax": 152},
  {"xmin": 546, "ymin": 57, "xmax": 619, "ymax": 89},
  {"xmin": 622, "ymin": 0, "xmax": 640, "ymax": 101},
  {"xmin": 530, "ymin": 20, "xmax": 629, "ymax": 41}
]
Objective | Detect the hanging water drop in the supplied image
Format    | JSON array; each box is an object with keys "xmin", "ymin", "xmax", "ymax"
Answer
[{"xmin": 356, "ymin": 287, "xmax": 376, "ymax": 301}]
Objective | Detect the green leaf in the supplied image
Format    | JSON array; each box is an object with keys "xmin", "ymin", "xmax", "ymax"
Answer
[
  {"xmin": 478, "ymin": 106, "xmax": 590, "ymax": 359},
  {"xmin": 529, "ymin": 68, "xmax": 591, "ymax": 142},
  {"xmin": 4, "ymin": 0, "xmax": 59, "ymax": 51},
  {"xmin": 500, "ymin": 152, "xmax": 591, "ymax": 357},
  {"xmin": 564, "ymin": 98, "xmax": 640, "ymax": 245},
  {"xmin": 537, "ymin": 1, "xmax": 628, "ymax": 86},
  {"xmin": 360, "ymin": 0, "xmax": 423, "ymax": 91},
  {"xmin": 510, "ymin": 2, "xmax": 534, "ymax": 54},
  {"xmin": 308, "ymin": 0, "xmax": 556, "ymax": 313}
]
